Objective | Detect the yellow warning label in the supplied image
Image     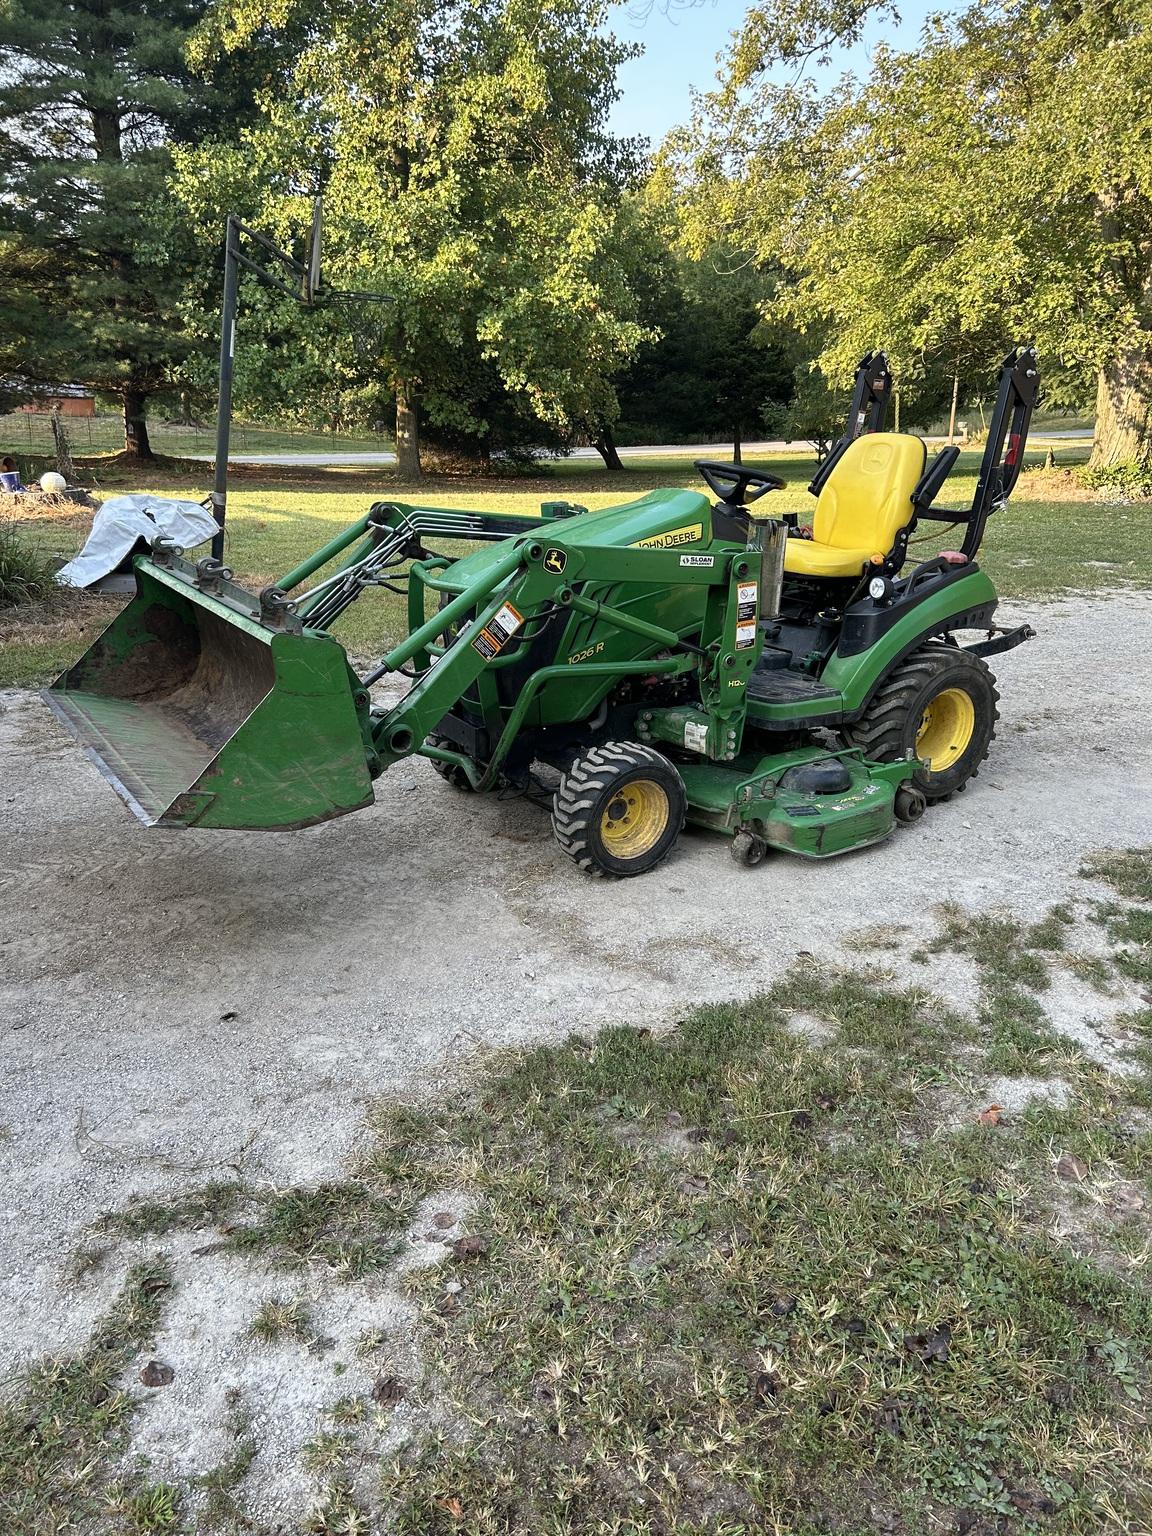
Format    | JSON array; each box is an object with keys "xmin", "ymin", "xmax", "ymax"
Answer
[{"xmin": 631, "ymin": 523, "xmax": 703, "ymax": 550}]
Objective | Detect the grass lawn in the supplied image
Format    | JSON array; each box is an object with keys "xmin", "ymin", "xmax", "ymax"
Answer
[{"xmin": 2, "ymin": 443, "xmax": 1148, "ymax": 688}]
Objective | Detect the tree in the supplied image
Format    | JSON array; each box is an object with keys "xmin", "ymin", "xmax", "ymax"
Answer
[
  {"xmin": 617, "ymin": 249, "xmax": 792, "ymax": 456},
  {"xmin": 668, "ymin": 0, "xmax": 1152, "ymax": 469},
  {"xmin": 184, "ymin": 0, "xmax": 651, "ymax": 477},
  {"xmin": 0, "ymin": 0, "xmax": 274, "ymax": 457}
]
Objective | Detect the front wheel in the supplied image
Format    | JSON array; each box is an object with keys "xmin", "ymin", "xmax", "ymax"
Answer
[
  {"xmin": 552, "ymin": 741, "xmax": 686, "ymax": 878},
  {"xmin": 842, "ymin": 644, "xmax": 999, "ymax": 802}
]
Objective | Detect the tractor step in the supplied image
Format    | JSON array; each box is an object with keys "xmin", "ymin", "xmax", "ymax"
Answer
[{"xmin": 746, "ymin": 668, "xmax": 839, "ymax": 704}]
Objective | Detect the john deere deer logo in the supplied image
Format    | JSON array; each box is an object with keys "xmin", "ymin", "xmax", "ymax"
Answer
[{"xmin": 544, "ymin": 548, "xmax": 567, "ymax": 574}]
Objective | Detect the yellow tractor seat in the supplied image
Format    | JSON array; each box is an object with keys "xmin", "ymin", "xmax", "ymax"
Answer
[{"xmin": 784, "ymin": 432, "xmax": 927, "ymax": 580}]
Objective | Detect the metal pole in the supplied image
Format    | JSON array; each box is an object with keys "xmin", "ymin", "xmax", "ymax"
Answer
[{"xmin": 212, "ymin": 216, "xmax": 241, "ymax": 562}]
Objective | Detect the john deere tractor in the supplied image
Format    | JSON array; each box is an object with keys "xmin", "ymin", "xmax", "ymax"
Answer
[{"xmin": 46, "ymin": 347, "xmax": 1039, "ymax": 876}]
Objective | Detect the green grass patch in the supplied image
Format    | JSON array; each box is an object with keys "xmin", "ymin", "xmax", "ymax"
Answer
[
  {"xmin": 99, "ymin": 1113, "xmax": 438, "ymax": 1278},
  {"xmin": 358, "ymin": 967, "xmax": 1152, "ymax": 1535},
  {"xmin": 926, "ymin": 902, "xmax": 1074, "ymax": 1075},
  {"xmin": 1081, "ymin": 848, "xmax": 1152, "ymax": 904},
  {"xmin": 0, "ymin": 1257, "xmax": 180, "ymax": 1533}
]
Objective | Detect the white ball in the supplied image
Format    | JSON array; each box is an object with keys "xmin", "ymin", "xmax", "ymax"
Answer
[{"xmin": 40, "ymin": 471, "xmax": 67, "ymax": 494}]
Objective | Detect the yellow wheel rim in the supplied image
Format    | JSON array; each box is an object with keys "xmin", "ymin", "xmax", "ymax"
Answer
[
  {"xmin": 600, "ymin": 778, "xmax": 669, "ymax": 859},
  {"xmin": 916, "ymin": 686, "xmax": 976, "ymax": 771}
]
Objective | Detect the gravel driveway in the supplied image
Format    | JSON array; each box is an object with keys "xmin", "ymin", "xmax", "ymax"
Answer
[{"xmin": 2, "ymin": 590, "xmax": 1149, "ymax": 1518}]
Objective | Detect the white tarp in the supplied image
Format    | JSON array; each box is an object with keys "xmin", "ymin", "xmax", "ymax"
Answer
[{"xmin": 56, "ymin": 495, "xmax": 219, "ymax": 588}]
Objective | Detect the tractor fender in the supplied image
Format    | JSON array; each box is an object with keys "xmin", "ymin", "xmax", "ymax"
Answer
[{"xmin": 821, "ymin": 568, "xmax": 999, "ymax": 721}]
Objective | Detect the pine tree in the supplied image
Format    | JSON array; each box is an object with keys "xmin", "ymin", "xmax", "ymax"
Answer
[{"xmin": 0, "ymin": 0, "xmax": 259, "ymax": 457}]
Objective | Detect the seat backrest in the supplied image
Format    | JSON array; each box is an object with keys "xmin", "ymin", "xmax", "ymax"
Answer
[{"xmin": 813, "ymin": 432, "xmax": 926, "ymax": 555}]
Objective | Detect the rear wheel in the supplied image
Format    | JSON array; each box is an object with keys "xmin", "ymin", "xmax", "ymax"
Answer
[
  {"xmin": 843, "ymin": 644, "xmax": 999, "ymax": 801},
  {"xmin": 552, "ymin": 741, "xmax": 686, "ymax": 877}
]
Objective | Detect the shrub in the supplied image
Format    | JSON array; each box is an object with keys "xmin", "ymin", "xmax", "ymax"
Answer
[{"xmin": 1080, "ymin": 459, "xmax": 1152, "ymax": 499}]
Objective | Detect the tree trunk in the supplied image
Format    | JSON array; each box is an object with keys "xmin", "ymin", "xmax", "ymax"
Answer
[
  {"xmin": 50, "ymin": 406, "xmax": 76, "ymax": 484},
  {"xmin": 123, "ymin": 387, "xmax": 154, "ymax": 459},
  {"xmin": 594, "ymin": 426, "xmax": 624, "ymax": 472},
  {"xmin": 1088, "ymin": 349, "xmax": 1152, "ymax": 469},
  {"xmin": 946, "ymin": 365, "xmax": 960, "ymax": 446},
  {"xmin": 395, "ymin": 378, "xmax": 422, "ymax": 479},
  {"xmin": 732, "ymin": 424, "xmax": 742, "ymax": 465}
]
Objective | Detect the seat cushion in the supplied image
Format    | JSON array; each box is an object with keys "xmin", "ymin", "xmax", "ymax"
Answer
[
  {"xmin": 818, "ymin": 433, "xmax": 925, "ymax": 545},
  {"xmin": 783, "ymin": 538, "xmax": 878, "ymax": 578}
]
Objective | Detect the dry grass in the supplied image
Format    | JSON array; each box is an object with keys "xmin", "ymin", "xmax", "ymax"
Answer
[{"xmin": 0, "ymin": 588, "xmax": 127, "ymax": 686}]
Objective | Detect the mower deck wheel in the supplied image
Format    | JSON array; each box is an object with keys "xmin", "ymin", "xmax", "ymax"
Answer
[
  {"xmin": 842, "ymin": 643, "xmax": 999, "ymax": 802},
  {"xmin": 425, "ymin": 734, "xmax": 478, "ymax": 792},
  {"xmin": 552, "ymin": 741, "xmax": 686, "ymax": 877},
  {"xmin": 731, "ymin": 828, "xmax": 768, "ymax": 866}
]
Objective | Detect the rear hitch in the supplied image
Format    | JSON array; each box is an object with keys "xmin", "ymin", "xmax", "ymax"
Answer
[{"xmin": 963, "ymin": 623, "xmax": 1036, "ymax": 658}]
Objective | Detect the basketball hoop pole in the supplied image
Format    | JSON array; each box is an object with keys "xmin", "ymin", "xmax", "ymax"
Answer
[
  {"xmin": 210, "ymin": 198, "xmax": 393, "ymax": 562},
  {"xmin": 210, "ymin": 199, "xmax": 325, "ymax": 562}
]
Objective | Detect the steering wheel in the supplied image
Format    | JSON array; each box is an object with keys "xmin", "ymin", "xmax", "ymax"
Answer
[{"xmin": 695, "ymin": 460, "xmax": 786, "ymax": 507}]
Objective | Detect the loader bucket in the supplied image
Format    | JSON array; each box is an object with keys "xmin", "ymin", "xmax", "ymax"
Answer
[{"xmin": 45, "ymin": 556, "xmax": 375, "ymax": 830}]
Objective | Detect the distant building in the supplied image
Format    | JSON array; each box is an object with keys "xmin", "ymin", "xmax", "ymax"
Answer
[{"xmin": 17, "ymin": 384, "xmax": 96, "ymax": 418}]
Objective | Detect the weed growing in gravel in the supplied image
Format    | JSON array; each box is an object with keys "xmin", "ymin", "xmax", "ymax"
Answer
[
  {"xmin": 98, "ymin": 1179, "xmax": 248, "ymax": 1239},
  {"xmin": 191, "ymin": 1390, "xmax": 257, "ymax": 1531},
  {"xmin": 249, "ymin": 1296, "xmax": 312, "ymax": 1344},
  {"xmin": 927, "ymin": 902, "xmax": 1073, "ymax": 1073},
  {"xmin": 1092, "ymin": 903, "xmax": 1152, "ymax": 991},
  {"xmin": 0, "ymin": 1257, "xmax": 178, "ymax": 1532},
  {"xmin": 102, "ymin": 1158, "xmax": 434, "ymax": 1279}
]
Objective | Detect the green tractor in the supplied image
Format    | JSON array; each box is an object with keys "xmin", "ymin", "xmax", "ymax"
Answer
[{"xmin": 46, "ymin": 347, "xmax": 1039, "ymax": 877}]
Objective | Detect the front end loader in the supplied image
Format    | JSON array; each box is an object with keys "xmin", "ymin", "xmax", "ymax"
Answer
[{"xmin": 46, "ymin": 346, "xmax": 1039, "ymax": 876}]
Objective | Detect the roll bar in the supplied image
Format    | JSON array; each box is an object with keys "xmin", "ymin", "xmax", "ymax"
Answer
[
  {"xmin": 913, "ymin": 345, "xmax": 1040, "ymax": 558},
  {"xmin": 808, "ymin": 350, "xmax": 892, "ymax": 497}
]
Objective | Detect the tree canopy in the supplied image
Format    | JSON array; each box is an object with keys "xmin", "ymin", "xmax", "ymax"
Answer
[
  {"xmin": 666, "ymin": 0, "xmax": 1152, "ymax": 465},
  {"xmin": 178, "ymin": 0, "xmax": 653, "ymax": 474},
  {"xmin": 0, "ymin": 0, "xmax": 274, "ymax": 455}
]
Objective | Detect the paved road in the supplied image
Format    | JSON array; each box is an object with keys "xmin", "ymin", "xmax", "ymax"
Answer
[{"xmin": 188, "ymin": 430, "xmax": 1094, "ymax": 470}]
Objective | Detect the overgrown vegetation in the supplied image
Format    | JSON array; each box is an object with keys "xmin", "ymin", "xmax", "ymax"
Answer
[
  {"xmin": 0, "ymin": 518, "xmax": 55, "ymax": 608},
  {"xmin": 1081, "ymin": 461, "xmax": 1152, "ymax": 501}
]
